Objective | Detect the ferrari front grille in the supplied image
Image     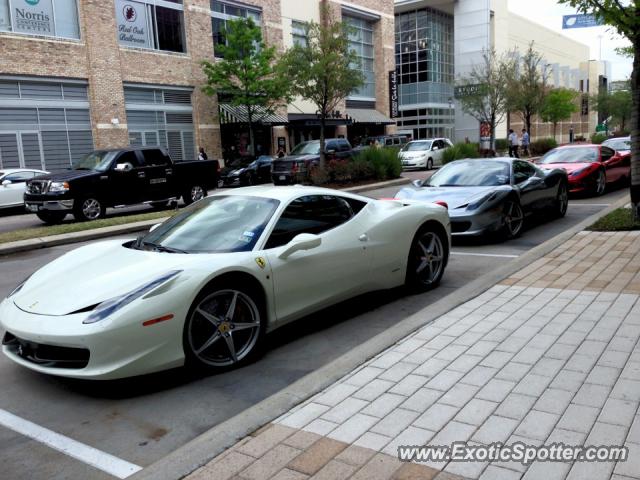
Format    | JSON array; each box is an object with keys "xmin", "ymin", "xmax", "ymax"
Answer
[{"xmin": 3, "ymin": 331, "xmax": 89, "ymax": 369}]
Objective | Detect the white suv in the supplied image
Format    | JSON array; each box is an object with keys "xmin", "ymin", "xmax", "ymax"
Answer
[{"xmin": 398, "ymin": 138, "xmax": 453, "ymax": 170}]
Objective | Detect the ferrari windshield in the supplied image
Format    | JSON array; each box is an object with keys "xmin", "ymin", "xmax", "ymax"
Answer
[
  {"xmin": 603, "ymin": 138, "xmax": 630, "ymax": 151},
  {"xmin": 140, "ymin": 196, "xmax": 279, "ymax": 253},
  {"xmin": 73, "ymin": 151, "xmax": 115, "ymax": 172},
  {"xmin": 290, "ymin": 141, "xmax": 320, "ymax": 155},
  {"xmin": 402, "ymin": 141, "xmax": 432, "ymax": 152},
  {"xmin": 424, "ymin": 160, "xmax": 510, "ymax": 187},
  {"xmin": 540, "ymin": 147, "xmax": 598, "ymax": 164}
]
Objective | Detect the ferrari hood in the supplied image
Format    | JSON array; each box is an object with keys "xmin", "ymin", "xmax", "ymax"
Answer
[
  {"xmin": 12, "ymin": 240, "xmax": 199, "ymax": 316},
  {"xmin": 395, "ymin": 185, "xmax": 501, "ymax": 209},
  {"xmin": 539, "ymin": 162, "xmax": 593, "ymax": 174}
]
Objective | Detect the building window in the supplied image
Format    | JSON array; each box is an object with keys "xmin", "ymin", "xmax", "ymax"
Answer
[
  {"xmin": 394, "ymin": 7, "xmax": 454, "ymax": 106},
  {"xmin": 344, "ymin": 15, "xmax": 375, "ymax": 100},
  {"xmin": 211, "ymin": 0, "xmax": 261, "ymax": 58},
  {"xmin": 0, "ymin": 0, "xmax": 80, "ymax": 39},
  {"xmin": 291, "ymin": 20, "xmax": 307, "ymax": 47},
  {"xmin": 115, "ymin": 0, "xmax": 185, "ymax": 53}
]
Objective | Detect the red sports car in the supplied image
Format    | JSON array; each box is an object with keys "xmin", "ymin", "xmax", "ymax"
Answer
[{"xmin": 537, "ymin": 144, "xmax": 630, "ymax": 196}]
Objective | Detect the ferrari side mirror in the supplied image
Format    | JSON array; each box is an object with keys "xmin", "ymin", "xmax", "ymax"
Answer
[{"xmin": 278, "ymin": 233, "xmax": 321, "ymax": 260}]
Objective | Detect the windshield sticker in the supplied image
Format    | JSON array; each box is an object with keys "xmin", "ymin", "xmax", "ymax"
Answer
[{"xmin": 243, "ymin": 231, "xmax": 255, "ymax": 237}]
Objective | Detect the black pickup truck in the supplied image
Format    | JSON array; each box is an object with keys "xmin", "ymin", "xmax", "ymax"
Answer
[{"xmin": 24, "ymin": 147, "xmax": 219, "ymax": 224}]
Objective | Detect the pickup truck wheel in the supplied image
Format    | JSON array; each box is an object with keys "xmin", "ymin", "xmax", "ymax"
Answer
[
  {"xmin": 36, "ymin": 211, "xmax": 67, "ymax": 225},
  {"xmin": 73, "ymin": 197, "xmax": 105, "ymax": 221},
  {"xmin": 183, "ymin": 185, "xmax": 207, "ymax": 205}
]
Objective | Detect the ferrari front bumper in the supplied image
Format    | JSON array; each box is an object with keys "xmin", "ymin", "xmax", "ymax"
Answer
[
  {"xmin": 448, "ymin": 207, "xmax": 504, "ymax": 236},
  {"xmin": 0, "ymin": 295, "xmax": 188, "ymax": 380}
]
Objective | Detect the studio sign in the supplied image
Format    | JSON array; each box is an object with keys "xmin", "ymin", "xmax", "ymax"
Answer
[{"xmin": 12, "ymin": 0, "xmax": 53, "ymax": 35}]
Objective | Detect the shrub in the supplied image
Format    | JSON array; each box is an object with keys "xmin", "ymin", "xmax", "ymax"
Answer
[
  {"xmin": 442, "ymin": 142, "xmax": 479, "ymax": 164},
  {"xmin": 494, "ymin": 138, "xmax": 508, "ymax": 152},
  {"xmin": 327, "ymin": 159, "xmax": 351, "ymax": 183},
  {"xmin": 591, "ymin": 133, "xmax": 607, "ymax": 144},
  {"xmin": 309, "ymin": 165, "xmax": 328, "ymax": 185},
  {"xmin": 529, "ymin": 138, "xmax": 557, "ymax": 156},
  {"xmin": 356, "ymin": 147, "xmax": 402, "ymax": 180}
]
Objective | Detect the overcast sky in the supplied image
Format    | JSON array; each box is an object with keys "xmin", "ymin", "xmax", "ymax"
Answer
[{"xmin": 507, "ymin": 0, "xmax": 632, "ymax": 80}]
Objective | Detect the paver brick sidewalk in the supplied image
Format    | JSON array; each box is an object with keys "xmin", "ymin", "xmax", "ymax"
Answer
[{"xmin": 187, "ymin": 230, "xmax": 640, "ymax": 480}]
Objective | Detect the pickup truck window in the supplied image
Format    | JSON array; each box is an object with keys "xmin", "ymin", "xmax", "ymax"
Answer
[
  {"xmin": 73, "ymin": 151, "xmax": 117, "ymax": 172},
  {"xmin": 142, "ymin": 149, "xmax": 171, "ymax": 167},
  {"xmin": 117, "ymin": 151, "xmax": 143, "ymax": 168}
]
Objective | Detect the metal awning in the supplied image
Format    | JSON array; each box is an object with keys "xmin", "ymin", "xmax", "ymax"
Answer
[
  {"xmin": 347, "ymin": 108, "xmax": 395, "ymax": 125},
  {"xmin": 218, "ymin": 104, "xmax": 288, "ymax": 125}
]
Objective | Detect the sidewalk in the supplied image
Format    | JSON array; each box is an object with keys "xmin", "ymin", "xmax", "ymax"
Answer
[{"xmin": 186, "ymin": 229, "xmax": 640, "ymax": 480}]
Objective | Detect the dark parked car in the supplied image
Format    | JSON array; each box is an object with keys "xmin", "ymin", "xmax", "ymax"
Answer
[
  {"xmin": 25, "ymin": 147, "xmax": 219, "ymax": 224},
  {"xmin": 220, "ymin": 155, "xmax": 274, "ymax": 187},
  {"xmin": 353, "ymin": 134, "xmax": 410, "ymax": 153},
  {"xmin": 272, "ymin": 139, "xmax": 352, "ymax": 185}
]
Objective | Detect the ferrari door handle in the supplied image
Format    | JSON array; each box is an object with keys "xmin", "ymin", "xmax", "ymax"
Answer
[{"xmin": 359, "ymin": 234, "xmax": 368, "ymax": 242}]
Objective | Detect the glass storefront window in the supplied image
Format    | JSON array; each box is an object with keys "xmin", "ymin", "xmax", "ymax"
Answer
[
  {"xmin": 211, "ymin": 0, "xmax": 262, "ymax": 58},
  {"xmin": 344, "ymin": 15, "xmax": 376, "ymax": 100},
  {"xmin": 0, "ymin": 0, "xmax": 80, "ymax": 40},
  {"xmin": 291, "ymin": 20, "xmax": 307, "ymax": 47},
  {"xmin": 115, "ymin": 0, "xmax": 185, "ymax": 53}
]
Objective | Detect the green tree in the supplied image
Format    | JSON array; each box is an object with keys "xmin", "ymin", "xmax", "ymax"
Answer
[
  {"xmin": 558, "ymin": 0, "xmax": 639, "ymax": 221},
  {"xmin": 540, "ymin": 88, "xmax": 578, "ymax": 141},
  {"xmin": 282, "ymin": 7, "xmax": 364, "ymax": 167},
  {"xmin": 506, "ymin": 42, "xmax": 549, "ymax": 136},
  {"xmin": 591, "ymin": 85, "xmax": 632, "ymax": 132},
  {"xmin": 456, "ymin": 49, "xmax": 516, "ymax": 152},
  {"xmin": 202, "ymin": 18, "xmax": 291, "ymax": 156}
]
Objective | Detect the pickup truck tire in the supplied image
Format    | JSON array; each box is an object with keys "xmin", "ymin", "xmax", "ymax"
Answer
[
  {"xmin": 36, "ymin": 211, "xmax": 67, "ymax": 225},
  {"xmin": 73, "ymin": 197, "xmax": 105, "ymax": 221},
  {"xmin": 183, "ymin": 185, "xmax": 207, "ymax": 205}
]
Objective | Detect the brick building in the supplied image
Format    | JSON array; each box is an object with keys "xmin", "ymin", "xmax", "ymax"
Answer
[{"xmin": 0, "ymin": 0, "xmax": 396, "ymax": 172}]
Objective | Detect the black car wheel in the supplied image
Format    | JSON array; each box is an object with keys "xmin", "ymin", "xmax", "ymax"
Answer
[
  {"xmin": 183, "ymin": 282, "xmax": 265, "ymax": 372},
  {"xmin": 405, "ymin": 224, "xmax": 448, "ymax": 292},
  {"xmin": 183, "ymin": 185, "xmax": 207, "ymax": 205},
  {"xmin": 594, "ymin": 169, "xmax": 606, "ymax": 196},
  {"xmin": 36, "ymin": 211, "xmax": 67, "ymax": 225},
  {"xmin": 554, "ymin": 182, "xmax": 569, "ymax": 218},
  {"xmin": 501, "ymin": 200, "xmax": 524, "ymax": 239},
  {"xmin": 73, "ymin": 197, "xmax": 105, "ymax": 221}
]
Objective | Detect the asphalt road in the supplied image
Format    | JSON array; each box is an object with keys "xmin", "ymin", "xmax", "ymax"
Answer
[{"xmin": 0, "ymin": 181, "xmax": 628, "ymax": 480}]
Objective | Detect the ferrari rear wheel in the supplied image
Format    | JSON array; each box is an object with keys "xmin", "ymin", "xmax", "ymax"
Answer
[
  {"xmin": 406, "ymin": 227, "xmax": 447, "ymax": 292},
  {"xmin": 184, "ymin": 285, "xmax": 264, "ymax": 371},
  {"xmin": 501, "ymin": 200, "xmax": 524, "ymax": 239},
  {"xmin": 594, "ymin": 170, "xmax": 606, "ymax": 196}
]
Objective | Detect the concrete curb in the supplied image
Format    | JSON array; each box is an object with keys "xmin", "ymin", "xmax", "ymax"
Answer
[
  {"xmin": 130, "ymin": 194, "xmax": 630, "ymax": 480},
  {"xmin": 0, "ymin": 178, "xmax": 410, "ymax": 256}
]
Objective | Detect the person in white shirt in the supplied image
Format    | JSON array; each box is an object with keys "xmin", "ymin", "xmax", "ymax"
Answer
[{"xmin": 508, "ymin": 129, "xmax": 520, "ymax": 158}]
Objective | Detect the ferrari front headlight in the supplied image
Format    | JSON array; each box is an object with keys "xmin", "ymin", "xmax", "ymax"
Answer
[
  {"xmin": 83, "ymin": 270, "xmax": 182, "ymax": 324},
  {"xmin": 466, "ymin": 192, "xmax": 498, "ymax": 210}
]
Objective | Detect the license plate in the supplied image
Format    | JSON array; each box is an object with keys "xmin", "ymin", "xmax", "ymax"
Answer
[
  {"xmin": 279, "ymin": 175, "xmax": 286, "ymax": 181},
  {"xmin": 26, "ymin": 204, "xmax": 39, "ymax": 212}
]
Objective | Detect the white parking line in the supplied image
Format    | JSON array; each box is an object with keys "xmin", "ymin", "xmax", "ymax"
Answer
[
  {"xmin": 0, "ymin": 408, "xmax": 142, "ymax": 479},
  {"xmin": 568, "ymin": 203, "xmax": 611, "ymax": 207},
  {"xmin": 451, "ymin": 251, "xmax": 519, "ymax": 258}
]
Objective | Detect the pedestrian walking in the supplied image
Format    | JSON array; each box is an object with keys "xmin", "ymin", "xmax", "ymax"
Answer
[
  {"xmin": 521, "ymin": 129, "xmax": 530, "ymax": 157},
  {"xmin": 508, "ymin": 129, "xmax": 519, "ymax": 158},
  {"xmin": 198, "ymin": 147, "xmax": 208, "ymax": 161}
]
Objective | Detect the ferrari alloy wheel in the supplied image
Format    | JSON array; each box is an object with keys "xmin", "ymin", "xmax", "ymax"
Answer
[
  {"xmin": 426, "ymin": 158, "xmax": 433, "ymax": 170},
  {"xmin": 595, "ymin": 170, "xmax": 606, "ymax": 196},
  {"xmin": 73, "ymin": 197, "xmax": 105, "ymax": 221},
  {"xmin": 185, "ymin": 288, "xmax": 263, "ymax": 368},
  {"xmin": 555, "ymin": 182, "xmax": 569, "ymax": 217},
  {"xmin": 502, "ymin": 200, "xmax": 524, "ymax": 239},
  {"xmin": 406, "ymin": 227, "xmax": 447, "ymax": 291}
]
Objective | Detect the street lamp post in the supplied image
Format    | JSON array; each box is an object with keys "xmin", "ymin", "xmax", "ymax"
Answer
[{"xmin": 448, "ymin": 97, "xmax": 453, "ymax": 141}]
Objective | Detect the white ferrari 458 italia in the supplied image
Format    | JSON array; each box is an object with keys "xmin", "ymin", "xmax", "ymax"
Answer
[{"xmin": 1, "ymin": 186, "xmax": 450, "ymax": 379}]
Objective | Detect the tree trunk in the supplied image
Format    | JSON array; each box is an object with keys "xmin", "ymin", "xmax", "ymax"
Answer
[
  {"xmin": 525, "ymin": 111, "xmax": 532, "ymax": 138},
  {"xmin": 319, "ymin": 114, "xmax": 326, "ymax": 169},
  {"xmin": 630, "ymin": 41, "xmax": 640, "ymax": 222},
  {"xmin": 490, "ymin": 113, "xmax": 496, "ymax": 156},
  {"xmin": 247, "ymin": 105, "xmax": 255, "ymax": 157}
]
